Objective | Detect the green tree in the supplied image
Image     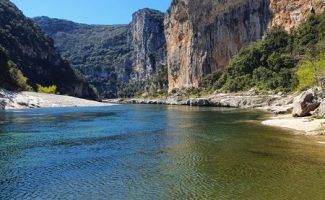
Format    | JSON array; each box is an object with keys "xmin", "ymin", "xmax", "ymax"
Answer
[
  {"xmin": 296, "ymin": 52, "xmax": 325, "ymax": 90},
  {"xmin": 7, "ymin": 61, "xmax": 31, "ymax": 91}
]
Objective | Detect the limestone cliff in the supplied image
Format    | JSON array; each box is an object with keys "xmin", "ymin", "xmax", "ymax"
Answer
[
  {"xmin": 269, "ymin": 0, "xmax": 325, "ymax": 32},
  {"xmin": 131, "ymin": 9, "xmax": 166, "ymax": 83},
  {"xmin": 165, "ymin": 0, "xmax": 325, "ymax": 91}
]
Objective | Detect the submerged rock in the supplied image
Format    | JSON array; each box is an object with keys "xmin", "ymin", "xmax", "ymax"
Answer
[{"xmin": 292, "ymin": 89, "xmax": 320, "ymax": 117}]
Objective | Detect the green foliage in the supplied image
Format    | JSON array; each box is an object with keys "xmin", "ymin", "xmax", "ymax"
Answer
[
  {"xmin": 138, "ymin": 65, "xmax": 169, "ymax": 98},
  {"xmin": 7, "ymin": 60, "xmax": 32, "ymax": 91},
  {"xmin": 202, "ymin": 72, "xmax": 222, "ymax": 92},
  {"xmin": 37, "ymin": 84, "xmax": 57, "ymax": 94},
  {"xmin": 210, "ymin": 13, "xmax": 325, "ymax": 93},
  {"xmin": 0, "ymin": 1, "xmax": 98, "ymax": 99},
  {"xmin": 296, "ymin": 52, "xmax": 325, "ymax": 91},
  {"xmin": 150, "ymin": 65, "xmax": 168, "ymax": 90},
  {"xmin": 0, "ymin": 48, "xmax": 31, "ymax": 91}
]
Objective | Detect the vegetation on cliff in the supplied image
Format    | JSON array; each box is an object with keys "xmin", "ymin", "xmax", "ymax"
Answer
[
  {"xmin": 34, "ymin": 8, "xmax": 167, "ymax": 99},
  {"xmin": 0, "ymin": 0, "xmax": 98, "ymax": 99},
  {"xmin": 208, "ymin": 13, "xmax": 325, "ymax": 93},
  {"xmin": 33, "ymin": 16, "xmax": 131, "ymax": 98},
  {"xmin": 0, "ymin": 48, "xmax": 31, "ymax": 91}
]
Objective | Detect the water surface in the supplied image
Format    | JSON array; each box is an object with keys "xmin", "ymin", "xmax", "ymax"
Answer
[{"xmin": 1, "ymin": 105, "xmax": 325, "ymax": 199}]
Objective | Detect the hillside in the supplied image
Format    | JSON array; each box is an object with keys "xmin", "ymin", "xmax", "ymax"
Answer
[
  {"xmin": 34, "ymin": 9, "xmax": 167, "ymax": 98},
  {"xmin": 33, "ymin": 16, "xmax": 131, "ymax": 97},
  {"xmin": 0, "ymin": 0, "xmax": 98, "ymax": 99}
]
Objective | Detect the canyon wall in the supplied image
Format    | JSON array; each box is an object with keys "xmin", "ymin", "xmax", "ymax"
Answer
[
  {"xmin": 165, "ymin": 0, "xmax": 325, "ymax": 91},
  {"xmin": 131, "ymin": 9, "xmax": 167, "ymax": 83},
  {"xmin": 34, "ymin": 0, "xmax": 325, "ymax": 96},
  {"xmin": 35, "ymin": 9, "xmax": 167, "ymax": 98}
]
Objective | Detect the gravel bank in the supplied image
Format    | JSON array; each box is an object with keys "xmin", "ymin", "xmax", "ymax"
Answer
[{"xmin": 0, "ymin": 89, "xmax": 111, "ymax": 110}]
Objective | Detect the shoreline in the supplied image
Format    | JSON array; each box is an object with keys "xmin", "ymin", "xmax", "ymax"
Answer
[
  {"xmin": 0, "ymin": 90, "xmax": 112, "ymax": 110},
  {"xmin": 2, "ymin": 89, "xmax": 324, "ymax": 136},
  {"xmin": 262, "ymin": 114, "xmax": 325, "ymax": 136},
  {"xmin": 104, "ymin": 93, "xmax": 325, "ymax": 136}
]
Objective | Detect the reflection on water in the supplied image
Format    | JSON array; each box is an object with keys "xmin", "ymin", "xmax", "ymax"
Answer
[{"xmin": 0, "ymin": 105, "xmax": 325, "ymax": 199}]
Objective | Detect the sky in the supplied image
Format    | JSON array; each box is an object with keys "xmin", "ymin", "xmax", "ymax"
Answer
[{"xmin": 10, "ymin": 0, "xmax": 171, "ymax": 25}]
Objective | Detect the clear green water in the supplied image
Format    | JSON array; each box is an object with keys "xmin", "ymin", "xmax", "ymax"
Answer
[{"xmin": 0, "ymin": 105, "xmax": 325, "ymax": 200}]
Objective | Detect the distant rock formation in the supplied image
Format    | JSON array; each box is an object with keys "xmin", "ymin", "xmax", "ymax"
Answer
[
  {"xmin": 34, "ymin": 9, "xmax": 167, "ymax": 98},
  {"xmin": 131, "ymin": 9, "xmax": 166, "ymax": 83}
]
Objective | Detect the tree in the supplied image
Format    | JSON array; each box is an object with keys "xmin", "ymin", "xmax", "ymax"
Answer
[{"xmin": 296, "ymin": 52, "xmax": 325, "ymax": 90}]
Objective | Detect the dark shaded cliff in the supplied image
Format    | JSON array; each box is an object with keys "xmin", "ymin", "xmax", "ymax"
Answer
[
  {"xmin": 0, "ymin": 0, "xmax": 98, "ymax": 99},
  {"xmin": 34, "ymin": 9, "xmax": 167, "ymax": 98}
]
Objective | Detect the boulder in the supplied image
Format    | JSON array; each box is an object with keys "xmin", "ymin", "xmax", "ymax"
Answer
[
  {"xmin": 313, "ymin": 100, "xmax": 325, "ymax": 118},
  {"xmin": 292, "ymin": 89, "xmax": 320, "ymax": 117}
]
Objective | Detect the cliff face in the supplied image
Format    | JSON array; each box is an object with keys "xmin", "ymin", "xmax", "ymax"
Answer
[
  {"xmin": 0, "ymin": 0, "xmax": 97, "ymax": 99},
  {"xmin": 35, "ymin": 9, "xmax": 167, "ymax": 98},
  {"xmin": 165, "ymin": 0, "xmax": 325, "ymax": 91},
  {"xmin": 131, "ymin": 9, "xmax": 166, "ymax": 83},
  {"xmin": 269, "ymin": 0, "xmax": 325, "ymax": 32},
  {"xmin": 165, "ymin": 0, "xmax": 270, "ymax": 91}
]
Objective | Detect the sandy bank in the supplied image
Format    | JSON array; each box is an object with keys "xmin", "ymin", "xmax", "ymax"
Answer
[
  {"xmin": 262, "ymin": 114, "xmax": 325, "ymax": 136},
  {"xmin": 1, "ymin": 90, "xmax": 111, "ymax": 110}
]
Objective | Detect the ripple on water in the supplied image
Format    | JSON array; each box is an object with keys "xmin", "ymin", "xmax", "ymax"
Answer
[{"xmin": 1, "ymin": 106, "xmax": 325, "ymax": 199}]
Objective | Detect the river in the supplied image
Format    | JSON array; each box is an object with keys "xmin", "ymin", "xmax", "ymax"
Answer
[{"xmin": 0, "ymin": 105, "xmax": 325, "ymax": 199}]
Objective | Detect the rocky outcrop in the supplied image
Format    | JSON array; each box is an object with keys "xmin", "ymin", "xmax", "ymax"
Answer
[
  {"xmin": 165, "ymin": 0, "xmax": 325, "ymax": 92},
  {"xmin": 269, "ymin": 0, "xmax": 325, "ymax": 32},
  {"xmin": 292, "ymin": 89, "xmax": 320, "ymax": 117},
  {"xmin": 106, "ymin": 92, "xmax": 295, "ymax": 114},
  {"xmin": 189, "ymin": 98, "xmax": 210, "ymax": 106},
  {"xmin": 131, "ymin": 9, "xmax": 166, "ymax": 82}
]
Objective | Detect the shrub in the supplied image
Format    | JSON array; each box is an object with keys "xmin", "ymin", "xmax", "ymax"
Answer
[
  {"xmin": 211, "ymin": 13, "xmax": 325, "ymax": 93},
  {"xmin": 37, "ymin": 84, "xmax": 57, "ymax": 94},
  {"xmin": 296, "ymin": 52, "xmax": 325, "ymax": 90},
  {"xmin": 202, "ymin": 72, "xmax": 222, "ymax": 92},
  {"xmin": 1, "ymin": 50, "xmax": 30, "ymax": 91}
]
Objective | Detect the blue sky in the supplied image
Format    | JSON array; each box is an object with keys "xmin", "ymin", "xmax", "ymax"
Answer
[{"xmin": 10, "ymin": 0, "xmax": 171, "ymax": 25}]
